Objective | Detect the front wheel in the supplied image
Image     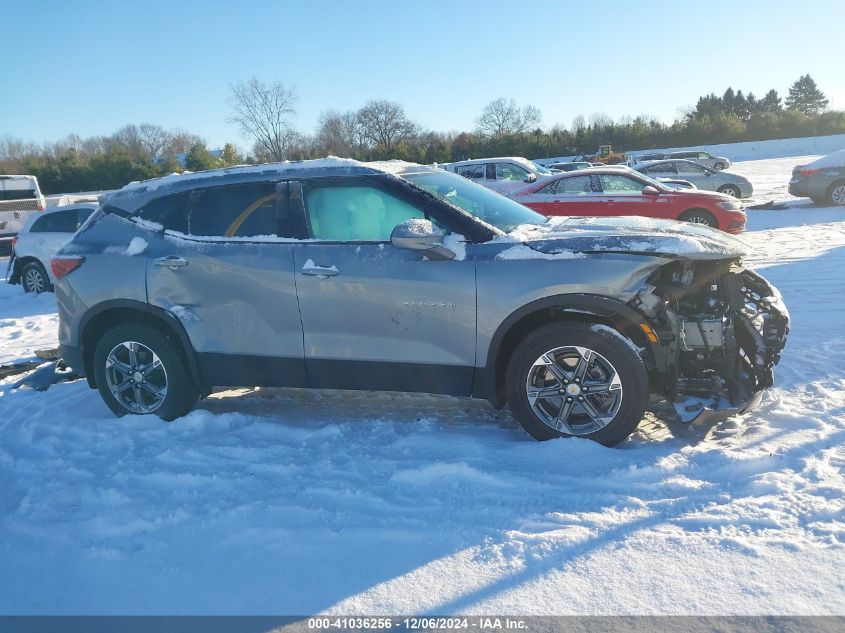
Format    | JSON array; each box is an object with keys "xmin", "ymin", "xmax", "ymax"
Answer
[
  {"xmin": 506, "ymin": 322, "xmax": 649, "ymax": 446},
  {"xmin": 718, "ymin": 184, "xmax": 741, "ymax": 198},
  {"xmin": 93, "ymin": 323, "xmax": 199, "ymax": 421},
  {"xmin": 713, "ymin": 162, "xmax": 726, "ymax": 170},
  {"xmin": 678, "ymin": 209, "xmax": 718, "ymax": 228}
]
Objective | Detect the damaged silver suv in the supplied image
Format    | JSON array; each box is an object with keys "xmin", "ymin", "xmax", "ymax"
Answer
[{"xmin": 54, "ymin": 159, "xmax": 788, "ymax": 445}]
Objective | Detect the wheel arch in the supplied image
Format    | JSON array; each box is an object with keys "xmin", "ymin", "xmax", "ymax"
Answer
[
  {"xmin": 474, "ymin": 294, "xmax": 662, "ymax": 408},
  {"xmin": 79, "ymin": 299, "xmax": 203, "ymax": 391}
]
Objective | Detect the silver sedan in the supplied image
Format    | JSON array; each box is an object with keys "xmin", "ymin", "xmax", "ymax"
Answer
[{"xmin": 635, "ymin": 160, "xmax": 753, "ymax": 198}]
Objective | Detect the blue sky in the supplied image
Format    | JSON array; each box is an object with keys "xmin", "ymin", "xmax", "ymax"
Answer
[{"xmin": 2, "ymin": 0, "xmax": 844, "ymax": 149}]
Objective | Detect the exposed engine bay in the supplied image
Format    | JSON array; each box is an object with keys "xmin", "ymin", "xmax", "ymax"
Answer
[{"xmin": 630, "ymin": 259, "xmax": 790, "ymax": 423}]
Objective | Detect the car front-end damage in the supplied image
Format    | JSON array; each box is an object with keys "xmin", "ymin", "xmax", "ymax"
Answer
[{"xmin": 629, "ymin": 258, "xmax": 789, "ymax": 424}]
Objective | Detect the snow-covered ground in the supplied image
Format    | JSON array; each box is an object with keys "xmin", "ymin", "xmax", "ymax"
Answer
[{"xmin": 1, "ymin": 156, "xmax": 843, "ymax": 615}]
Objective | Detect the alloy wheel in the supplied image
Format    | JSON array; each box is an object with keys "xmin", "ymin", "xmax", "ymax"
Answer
[
  {"xmin": 105, "ymin": 341, "xmax": 169, "ymax": 414},
  {"xmin": 832, "ymin": 185, "xmax": 845, "ymax": 206},
  {"xmin": 720, "ymin": 186, "xmax": 740, "ymax": 198},
  {"xmin": 525, "ymin": 345, "xmax": 623, "ymax": 435},
  {"xmin": 24, "ymin": 267, "xmax": 46, "ymax": 293}
]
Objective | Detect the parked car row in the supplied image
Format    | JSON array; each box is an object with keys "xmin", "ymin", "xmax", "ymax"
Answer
[{"xmin": 43, "ymin": 158, "xmax": 788, "ymax": 446}]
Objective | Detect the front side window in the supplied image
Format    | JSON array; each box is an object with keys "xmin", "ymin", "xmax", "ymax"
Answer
[
  {"xmin": 496, "ymin": 163, "xmax": 530, "ymax": 181},
  {"xmin": 599, "ymin": 174, "xmax": 648, "ymax": 194},
  {"xmin": 136, "ymin": 191, "xmax": 192, "ymax": 233},
  {"xmin": 304, "ymin": 185, "xmax": 425, "ymax": 241}
]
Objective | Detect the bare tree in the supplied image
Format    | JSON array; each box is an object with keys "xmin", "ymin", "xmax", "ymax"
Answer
[
  {"xmin": 228, "ymin": 78, "xmax": 299, "ymax": 161},
  {"xmin": 316, "ymin": 109, "xmax": 365, "ymax": 156},
  {"xmin": 475, "ymin": 98, "xmax": 542, "ymax": 137},
  {"xmin": 356, "ymin": 100, "xmax": 417, "ymax": 152}
]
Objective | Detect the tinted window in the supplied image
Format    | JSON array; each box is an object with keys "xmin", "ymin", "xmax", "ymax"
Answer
[
  {"xmin": 0, "ymin": 190, "xmax": 37, "ymax": 201},
  {"xmin": 136, "ymin": 191, "xmax": 191, "ymax": 232},
  {"xmin": 77, "ymin": 207, "xmax": 95, "ymax": 226},
  {"xmin": 599, "ymin": 174, "xmax": 648, "ymax": 194},
  {"xmin": 496, "ymin": 163, "xmax": 530, "ymax": 181},
  {"xmin": 136, "ymin": 183, "xmax": 281, "ymax": 237},
  {"xmin": 456, "ymin": 165, "xmax": 485, "ymax": 179},
  {"xmin": 30, "ymin": 210, "xmax": 79, "ymax": 233},
  {"xmin": 304, "ymin": 185, "xmax": 425, "ymax": 241},
  {"xmin": 189, "ymin": 182, "xmax": 278, "ymax": 237}
]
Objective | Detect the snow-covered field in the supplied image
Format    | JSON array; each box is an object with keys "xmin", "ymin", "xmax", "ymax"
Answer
[{"xmin": 1, "ymin": 156, "xmax": 843, "ymax": 615}]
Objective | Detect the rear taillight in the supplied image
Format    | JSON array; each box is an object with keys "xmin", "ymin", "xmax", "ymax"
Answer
[
  {"xmin": 51, "ymin": 257, "xmax": 85, "ymax": 281},
  {"xmin": 799, "ymin": 168, "xmax": 822, "ymax": 177}
]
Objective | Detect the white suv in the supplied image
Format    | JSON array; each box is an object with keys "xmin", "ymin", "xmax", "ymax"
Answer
[
  {"xmin": 447, "ymin": 157, "xmax": 555, "ymax": 194},
  {"xmin": 7, "ymin": 203, "xmax": 97, "ymax": 293}
]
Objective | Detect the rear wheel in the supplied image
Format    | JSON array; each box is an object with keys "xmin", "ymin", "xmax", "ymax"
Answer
[
  {"xmin": 93, "ymin": 323, "xmax": 199, "ymax": 421},
  {"xmin": 678, "ymin": 209, "xmax": 718, "ymax": 229},
  {"xmin": 22, "ymin": 261, "xmax": 51, "ymax": 294},
  {"xmin": 828, "ymin": 181, "xmax": 845, "ymax": 206},
  {"xmin": 713, "ymin": 161, "xmax": 726, "ymax": 170},
  {"xmin": 717, "ymin": 184, "xmax": 741, "ymax": 198},
  {"xmin": 506, "ymin": 322, "xmax": 648, "ymax": 446},
  {"xmin": 810, "ymin": 196, "xmax": 826, "ymax": 205}
]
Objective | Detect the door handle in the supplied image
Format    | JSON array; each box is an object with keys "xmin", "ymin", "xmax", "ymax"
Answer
[
  {"xmin": 301, "ymin": 261, "xmax": 339, "ymax": 278},
  {"xmin": 154, "ymin": 256, "xmax": 189, "ymax": 269}
]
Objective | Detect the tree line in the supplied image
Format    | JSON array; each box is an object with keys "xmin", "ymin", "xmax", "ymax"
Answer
[{"xmin": 1, "ymin": 74, "xmax": 841, "ymax": 195}]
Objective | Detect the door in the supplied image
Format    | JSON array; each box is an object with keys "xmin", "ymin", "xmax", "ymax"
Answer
[
  {"xmin": 293, "ymin": 177, "xmax": 477, "ymax": 396},
  {"xmin": 142, "ymin": 180, "xmax": 307, "ymax": 387},
  {"xmin": 596, "ymin": 173, "xmax": 675, "ymax": 220},
  {"xmin": 516, "ymin": 174, "xmax": 604, "ymax": 217}
]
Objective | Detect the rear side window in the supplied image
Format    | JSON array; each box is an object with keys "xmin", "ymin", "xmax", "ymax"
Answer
[
  {"xmin": 189, "ymin": 182, "xmax": 278, "ymax": 237},
  {"xmin": 554, "ymin": 175, "xmax": 597, "ymax": 194},
  {"xmin": 644, "ymin": 163, "xmax": 675, "ymax": 174},
  {"xmin": 456, "ymin": 164, "xmax": 485, "ymax": 179},
  {"xmin": 30, "ymin": 210, "xmax": 79, "ymax": 233},
  {"xmin": 135, "ymin": 182, "xmax": 283, "ymax": 238}
]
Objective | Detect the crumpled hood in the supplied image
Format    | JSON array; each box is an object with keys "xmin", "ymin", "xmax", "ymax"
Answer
[{"xmin": 504, "ymin": 216, "xmax": 749, "ymax": 260}]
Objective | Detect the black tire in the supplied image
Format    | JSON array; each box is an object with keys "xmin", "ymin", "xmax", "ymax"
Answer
[
  {"xmin": 505, "ymin": 322, "xmax": 649, "ymax": 446},
  {"xmin": 827, "ymin": 181, "xmax": 845, "ymax": 207},
  {"xmin": 21, "ymin": 261, "xmax": 52, "ymax": 294},
  {"xmin": 678, "ymin": 208, "xmax": 718, "ymax": 229},
  {"xmin": 93, "ymin": 322, "xmax": 199, "ymax": 421},
  {"xmin": 717, "ymin": 184, "xmax": 741, "ymax": 198},
  {"xmin": 713, "ymin": 162, "xmax": 726, "ymax": 170},
  {"xmin": 810, "ymin": 196, "xmax": 826, "ymax": 205}
]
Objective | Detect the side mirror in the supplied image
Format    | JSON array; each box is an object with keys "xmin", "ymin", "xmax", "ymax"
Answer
[
  {"xmin": 390, "ymin": 219, "xmax": 455, "ymax": 261},
  {"xmin": 524, "ymin": 173, "xmax": 537, "ymax": 183},
  {"xmin": 641, "ymin": 185, "xmax": 660, "ymax": 196}
]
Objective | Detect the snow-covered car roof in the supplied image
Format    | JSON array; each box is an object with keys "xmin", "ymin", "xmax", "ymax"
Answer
[
  {"xmin": 104, "ymin": 157, "xmax": 440, "ymax": 214},
  {"xmin": 449, "ymin": 157, "xmax": 538, "ymax": 169}
]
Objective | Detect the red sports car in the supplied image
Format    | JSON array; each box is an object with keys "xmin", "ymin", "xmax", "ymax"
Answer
[{"xmin": 509, "ymin": 168, "xmax": 746, "ymax": 233}]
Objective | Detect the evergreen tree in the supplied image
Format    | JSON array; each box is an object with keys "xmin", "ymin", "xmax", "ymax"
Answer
[
  {"xmin": 220, "ymin": 143, "xmax": 242, "ymax": 166},
  {"xmin": 785, "ymin": 74, "xmax": 829, "ymax": 116},
  {"xmin": 185, "ymin": 142, "xmax": 219, "ymax": 171},
  {"xmin": 761, "ymin": 89, "xmax": 782, "ymax": 113}
]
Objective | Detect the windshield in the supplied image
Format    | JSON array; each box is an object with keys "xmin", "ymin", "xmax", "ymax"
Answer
[
  {"xmin": 402, "ymin": 170, "xmax": 547, "ymax": 233},
  {"xmin": 530, "ymin": 161, "xmax": 554, "ymax": 175}
]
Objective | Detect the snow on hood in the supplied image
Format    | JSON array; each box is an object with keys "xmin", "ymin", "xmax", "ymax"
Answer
[
  {"xmin": 805, "ymin": 149, "xmax": 845, "ymax": 169},
  {"xmin": 499, "ymin": 216, "xmax": 749, "ymax": 260}
]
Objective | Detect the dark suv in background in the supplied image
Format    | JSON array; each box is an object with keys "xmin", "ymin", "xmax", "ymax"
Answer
[{"xmin": 53, "ymin": 159, "xmax": 788, "ymax": 446}]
